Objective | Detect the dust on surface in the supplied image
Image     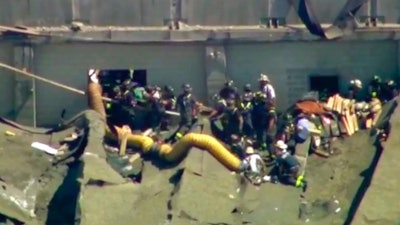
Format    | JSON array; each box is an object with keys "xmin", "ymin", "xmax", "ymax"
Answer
[
  {"xmin": 300, "ymin": 131, "xmax": 376, "ymax": 225},
  {"xmin": 0, "ymin": 114, "xmax": 379, "ymax": 225}
]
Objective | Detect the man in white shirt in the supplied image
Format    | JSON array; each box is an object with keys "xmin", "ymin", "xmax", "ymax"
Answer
[{"xmin": 258, "ymin": 73, "xmax": 276, "ymax": 104}]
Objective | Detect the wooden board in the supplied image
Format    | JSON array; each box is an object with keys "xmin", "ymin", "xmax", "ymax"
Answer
[
  {"xmin": 372, "ymin": 110, "xmax": 382, "ymax": 126},
  {"xmin": 327, "ymin": 97, "xmax": 334, "ymax": 110}
]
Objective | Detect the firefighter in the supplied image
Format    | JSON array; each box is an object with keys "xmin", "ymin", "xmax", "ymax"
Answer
[
  {"xmin": 258, "ymin": 73, "xmax": 276, "ymax": 105},
  {"xmin": 209, "ymin": 96, "xmax": 228, "ymax": 140},
  {"xmin": 252, "ymin": 93, "xmax": 269, "ymax": 149},
  {"xmin": 381, "ymin": 79, "xmax": 398, "ymax": 102},
  {"xmin": 265, "ymin": 100, "xmax": 278, "ymax": 157},
  {"xmin": 160, "ymin": 85, "xmax": 177, "ymax": 130},
  {"xmin": 106, "ymin": 86, "xmax": 123, "ymax": 125},
  {"xmin": 270, "ymin": 140, "xmax": 307, "ymax": 192},
  {"xmin": 240, "ymin": 84, "xmax": 254, "ymax": 138},
  {"xmin": 230, "ymin": 134, "xmax": 252, "ymax": 160},
  {"xmin": 368, "ymin": 75, "xmax": 382, "ymax": 101},
  {"xmin": 241, "ymin": 146, "xmax": 266, "ymax": 185},
  {"xmin": 146, "ymin": 85, "xmax": 164, "ymax": 132},
  {"xmin": 174, "ymin": 83, "xmax": 201, "ymax": 140},
  {"xmin": 347, "ymin": 79, "xmax": 363, "ymax": 101},
  {"xmin": 119, "ymin": 79, "xmax": 138, "ymax": 129},
  {"xmin": 319, "ymin": 88, "xmax": 329, "ymax": 102},
  {"xmin": 217, "ymin": 95, "xmax": 242, "ymax": 143},
  {"xmin": 219, "ymin": 80, "xmax": 238, "ymax": 100}
]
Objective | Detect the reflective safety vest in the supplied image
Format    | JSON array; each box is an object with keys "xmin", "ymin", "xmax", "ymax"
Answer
[
  {"xmin": 106, "ymin": 102, "xmax": 112, "ymax": 109},
  {"xmin": 218, "ymin": 98, "xmax": 227, "ymax": 107},
  {"xmin": 241, "ymin": 102, "xmax": 252, "ymax": 110}
]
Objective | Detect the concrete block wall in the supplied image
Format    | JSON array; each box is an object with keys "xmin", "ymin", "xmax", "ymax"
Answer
[
  {"xmin": 0, "ymin": 0, "xmax": 400, "ymax": 27},
  {"xmin": 0, "ymin": 39, "xmax": 399, "ymax": 126}
]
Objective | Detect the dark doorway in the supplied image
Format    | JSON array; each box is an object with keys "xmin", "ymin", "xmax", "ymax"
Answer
[
  {"xmin": 132, "ymin": 69, "xmax": 147, "ymax": 87},
  {"xmin": 309, "ymin": 75, "xmax": 339, "ymax": 97},
  {"xmin": 96, "ymin": 69, "xmax": 147, "ymax": 97}
]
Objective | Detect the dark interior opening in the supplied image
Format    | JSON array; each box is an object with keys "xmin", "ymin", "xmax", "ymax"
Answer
[
  {"xmin": 309, "ymin": 75, "xmax": 339, "ymax": 97},
  {"xmin": 97, "ymin": 69, "xmax": 147, "ymax": 97},
  {"xmin": 132, "ymin": 69, "xmax": 147, "ymax": 87}
]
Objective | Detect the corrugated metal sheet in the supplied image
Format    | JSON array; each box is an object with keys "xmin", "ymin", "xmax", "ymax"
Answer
[
  {"xmin": 77, "ymin": 0, "xmax": 170, "ymax": 26},
  {"xmin": 0, "ymin": 0, "xmax": 399, "ymax": 26},
  {"xmin": 33, "ymin": 43, "xmax": 206, "ymax": 126},
  {"xmin": 0, "ymin": 43, "xmax": 15, "ymax": 117},
  {"xmin": 183, "ymin": 0, "xmax": 269, "ymax": 26},
  {"xmin": 226, "ymin": 41, "xmax": 398, "ymax": 110}
]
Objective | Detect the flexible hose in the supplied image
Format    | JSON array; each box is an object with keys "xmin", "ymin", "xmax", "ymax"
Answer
[
  {"xmin": 87, "ymin": 82, "xmax": 106, "ymax": 120},
  {"xmin": 87, "ymin": 77, "xmax": 242, "ymax": 172},
  {"xmin": 159, "ymin": 133, "xmax": 242, "ymax": 171},
  {"xmin": 104, "ymin": 126, "xmax": 154, "ymax": 154}
]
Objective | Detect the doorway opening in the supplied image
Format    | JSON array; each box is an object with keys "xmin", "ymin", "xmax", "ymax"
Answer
[
  {"xmin": 96, "ymin": 69, "xmax": 147, "ymax": 97},
  {"xmin": 132, "ymin": 69, "xmax": 147, "ymax": 87},
  {"xmin": 309, "ymin": 75, "xmax": 339, "ymax": 98}
]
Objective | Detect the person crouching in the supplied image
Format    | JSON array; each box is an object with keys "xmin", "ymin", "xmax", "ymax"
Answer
[
  {"xmin": 241, "ymin": 146, "xmax": 266, "ymax": 185},
  {"xmin": 270, "ymin": 140, "xmax": 307, "ymax": 192}
]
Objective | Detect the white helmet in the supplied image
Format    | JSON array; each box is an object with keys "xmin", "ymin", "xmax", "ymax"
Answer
[
  {"xmin": 245, "ymin": 147, "xmax": 255, "ymax": 154},
  {"xmin": 275, "ymin": 140, "xmax": 288, "ymax": 150}
]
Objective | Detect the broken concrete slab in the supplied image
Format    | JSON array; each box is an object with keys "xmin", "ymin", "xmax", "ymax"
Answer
[
  {"xmin": 81, "ymin": 154, "xmax": 126, "ymax": 185},
  {"xmin": 79, "ymin": 183, "xmax": 140, "ymax": 225},
  {"xmin": 351, "ymin": 99, "xmax": 400, "ymax": 225},
  {"xmin": 170, "ymin": 148, "xmax": 238, "ymax": 224}
]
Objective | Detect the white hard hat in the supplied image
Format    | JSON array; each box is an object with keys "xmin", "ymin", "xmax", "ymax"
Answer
[
  {"xmin": 354, "ymin": 79, "xmax": 362, "ymax": 89},
  {"xmin": 245, "ymin": 147, "xmax": 255, "ymax": 154},
  {"xmin": 275, "ymin": 140, "xmax": 288, "ymax": 150},
  {"xmin": 258, "ymin": 73, "xmax": 270, "ymax": 82}
]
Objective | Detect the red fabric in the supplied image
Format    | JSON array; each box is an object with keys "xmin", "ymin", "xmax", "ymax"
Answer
[{"xmin": 295, "ymin": 101, "xmax": 328, "ymax": 115}]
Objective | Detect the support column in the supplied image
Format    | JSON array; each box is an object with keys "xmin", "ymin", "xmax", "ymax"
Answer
[
  {"xmin": 13, "ymin": 45, "xmax": 36, "ymax": 127},
  {"xmin": 204, "ymin": 45, "xmax": 228, "ymax": 105}
]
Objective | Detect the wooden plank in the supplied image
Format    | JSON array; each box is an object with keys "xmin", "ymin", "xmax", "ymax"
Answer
[
  {"xmin": 0, "ymin": 25, "xmax": 41, "ymax": 36},
  {"xmin": 352, "ymin": 114, "xmax": 359, "ymax": 132},
  {"xmin": 345, "ymin": 111, "xmax": 354, "ymax": 135},
  {"xmin": 327, "ymin": 96, "xmax": 334, "ymax": 110},
  {"xmin": 372, "ymin": 110, "xmax": 382, "ymax": 126}
]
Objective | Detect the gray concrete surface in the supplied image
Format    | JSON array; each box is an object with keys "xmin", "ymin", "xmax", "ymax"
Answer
[{"xmin": 351, "ymin": 98, "xmax": 400, "ymax": 225}]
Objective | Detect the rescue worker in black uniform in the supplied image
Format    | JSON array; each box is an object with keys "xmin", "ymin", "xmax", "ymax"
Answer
[
  {"xmin": 265, "ymin": 100, "xmax": 278, "ymax": 157},
  {"xmin": 146, "ymin": 85, "xmax": 164, "ymax": 132},
  {"xmin": 347, "ymin": 79, "xmax": 363, "ymax": 101},
  {"xmin": 230, "ymin": 134, "xmax": 252, "ymax": 160},
  {"xmin": 209, "ymin": 96, "xmax": 228, "ymax": 140},
  {"xmin": 175, "ymin": 83, "xmax": 201, "ymax": 140},
  {"xmin": 381, "ymin": 79, "xmax": 398, "ymax": 103},
  {"xmin": 220, "ymin": 95, "xmax": 243, "ymax": 143},
  {"xmin": 219, "ymin": 80, "xmax": 237, "ymax": 100},
  {"xmin": 368, "ymin": 75, "xmax": 382, "ymax": 101},
  {"xmin": 252, "ymin": 93, "xmax": 277, "ymax": 156},
  {"xmin": 240, "ymin": 84, "xmax": 254, "ymax": 138},
  {"xmin": 252, "ymin": 92, "xmax": 267, "ymax": 149},
  {"xmin": 119, "ymin": 79, "xmax": 138, "ymax": 129},
  {"xmin": 270, "ymin": 141, "xmax": 307, "ymax": 192},
  {"xmin": 106, "ymin": 86, "xmax": 123, "ymax": 125},
  {"xmin": 160, "ymin": 85, "xmax": 177, "ymax": 130}
]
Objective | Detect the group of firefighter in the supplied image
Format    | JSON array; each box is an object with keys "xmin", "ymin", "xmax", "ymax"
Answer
[{"xmin": 102, "ymin": 73, "xmax": 398, "ymax": 191}]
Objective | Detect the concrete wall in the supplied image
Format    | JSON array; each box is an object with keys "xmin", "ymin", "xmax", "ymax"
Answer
[
  {"xmin": 32, "ymin": 43, "xmax": 206, "ymax": 126},
  {"xmin": 0, "ymin": 43, "xmax": 15, "ymax": 118},
  {"xmin": 0, "ymin": 40, "xmax": 399, "ymax": 126},
  {"xmin": 1, "ymin": 0, "xmax": 399, "ymax": 27},
  {"xmin": 226, "ymin": 41, "xmax": 398, "ymax": 109}
]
